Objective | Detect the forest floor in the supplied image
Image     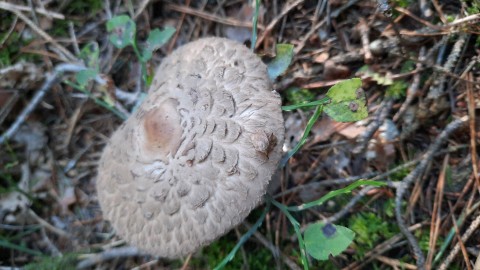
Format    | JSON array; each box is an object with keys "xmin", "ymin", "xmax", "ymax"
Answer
[{"xmin": 0, "ymin": 0, "xmax": 480, "ymax": 269}]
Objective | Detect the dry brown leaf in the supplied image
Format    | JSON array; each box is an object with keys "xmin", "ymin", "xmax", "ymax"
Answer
[
  {"xmin": 313, "ymin": 52, "xmax": 329, "ymax": 63},
  {"xmin": 338, "ymin": 124, "xmax": 367, "ymax": 140}
]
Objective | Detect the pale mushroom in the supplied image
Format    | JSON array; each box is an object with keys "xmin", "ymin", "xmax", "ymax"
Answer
[{"xmin": 96, "ymin": 37, "xmax": 285, "ymax": 258}]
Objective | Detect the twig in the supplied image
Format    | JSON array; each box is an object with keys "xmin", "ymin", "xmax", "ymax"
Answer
[
  {"xmin": 0, "ymin": 5, "xmax": 76, "ymax": 61},
  {"xmin": 28, "ymin": 209, "xmax": 68, "ymax": 238},
  {"xmin": 0, "ymin": 14, "xmax": 18, "ymax": 47},
  {"xmin": 395, "ymin": 7, "xmax": 440, "ymax": 30},
  {"xmin": 439, "ymin": 212, "xmax": 480, "ymax": 270},
  {"xmin": 344, "ymin": 223, "xmax": 424, "ymax": 270},
  {"xmin": 294, "ymin": 0, "xmax": 360, "ymax": 54},
  {"xmin": 40, "ymin": 228, "xmax": 62, "ymax": 256},
  {"xmin": 425, "ymin": 155, "xmax": 448, "ymax": 268},
  {"xmin": 0, "ymin": 63, "xmax": 85, "ymax": 145},
  {"xmin": 0, "ymin": 1, "xmax": 65, "ymax": 19},
  {"xmin": 475, "ymin": 252, "xmax": 480, "ymax": 270},
  {"xmin": 180, "ymin": 254, "xmax": 192, "ymax": 270},
  {"xmin": 393, "ymin": 47, "xmax": 425, "ymax": 122},
  {"xmin": 428, "ymin": 33, "xmax": 468, "ymax": 99},
  {"xmin": 131, "ymin": 259, "xmax": 159, "ymax": 270},
  {"xmin": 133, "ymin": 0, "xmax": 151, "ymax": 19},
  {"xmin": 358, "ymin": 18, "xmax": 372, "ymax": 64},
  {"xmin": 276, "ymin": 158, "xmax": 422, "ymax": 198},
  {"xmin": 77, "ymin": 246, "xmax": 146, "ymax": 269},
  {"xmin": 395, "ymin": 116, "xmax": 468, "ymax": 270},
  {"xmin": 167, "ymin": 0, "xmax": 190, "ymax": 54},
  {"xmin": 447, "ymin": 14, "xmax": 480, "ymax": 27},
  {"xmin": 255, "ymin": 0, "xmax": 304, "ymax": 49},
  {"xmin": 451, "ymin": 210, "xmax": 472, "ymax": 270},
  {"xmin": 353, "ymin": 99, "xmax": 394, "ymax": 154},
  {"xmin": 68, "ymin": 21, "xmax": 80, "ymax": 56},
  {"xmin": 376, "ymin": 255, "xmax": 417, "ymax": 270},
  {"xmin": 164, "ymin": 3, "xmax": 264, "ymax": 30},
  {"xmin": 466, "ymin": 72, "xmax": 479, "ymax": 191},
  {"xmin": 324, "ymin": 186, "xmax": 375, "ymax": 224},
  {"xmin": 249, "ymin": 227, "xmax": 302, "ymax": 270}
]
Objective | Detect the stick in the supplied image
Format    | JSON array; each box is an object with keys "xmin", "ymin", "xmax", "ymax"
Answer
[
  {"xmin": 395, "ymin": 116, "xmax": 468, "ymax": 270},
  {"xmin": 0, "ymin": 64, "xmax": 85, "ymax": 145}
]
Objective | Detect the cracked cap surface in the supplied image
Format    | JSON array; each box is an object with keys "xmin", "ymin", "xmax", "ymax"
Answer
[{"xmin": 96, "ymin": 37, "xmax": 285, "ymax": 258}]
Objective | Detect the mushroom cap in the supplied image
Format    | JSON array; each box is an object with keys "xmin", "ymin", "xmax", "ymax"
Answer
[{"xmin": 96, "ymin": 37, "xmax": 285, "ymax": 258}]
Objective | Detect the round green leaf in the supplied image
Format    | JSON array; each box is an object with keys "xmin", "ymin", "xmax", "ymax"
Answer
[
  {"xmin": 106, "ymin": 15, "xmax": 136, "ymax": 49},
  {"xmin": 267, "ymin": 44, "xmax": 294, "ymax": 80},
  {"xmin": 79, "ymin": 42, "xmax": 100, "ymax": 70},
  {"xmin": 75, "ymin": 68, "xmax": 97, "ymax": 87},
  {"xmin": 324, "ymin": 78, "xmax": 368, "ymax": 122},
  {"xmin": 304, "ymin": 222, "xmax": 355, "ymax": 260},
  {"xmin": 141, "ymin": 27, "xmax": 176, "ymax": 61}
]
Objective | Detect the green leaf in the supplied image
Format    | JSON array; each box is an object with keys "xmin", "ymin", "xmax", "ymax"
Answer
[
  {"xmin": 324, "ymin": 78, "xmax": 368, "ymax": 122},
  {"xmin": 250, "ymin": 0, "xmax": 260, "ymax": 52},
  {"xmin": 79, "ymin": 41, "xmax": 99, "ymax": 70},
  {"xmin": 386, "ymin": 80, "xmax": 408, "ymax": 99},
  {"xmin": 0, "ymin": 238, "xmax": 43, "ymax": 256},
  {"xmin": 106, "ymin": 15, "xmax": 136, "ymax": 49},
  {"xmin": 267, "ymin": 44, "xmax": 294, "ymax": 80},
  {"xmin": 304, "ymin": 223, "xmax": 355, "ymax": 261},
  {"xmin": 141, "ymin": 27, "xmax": 176, "ymax": 61},
  {"xmin": 280, "ymin": 105, "xmax": 323, "ymax": 167},
  {"xmin": 284, "ymin": 87, "xmax": 316, "ymax": 111},
  {"xmin": 75, "ymin": 68, "xmax": 97, "ymax": 87},
  {"xmin": 287, "ymin": 180, "xmax": 386, "ymax": 212},
  {"xmin": 282, "ymin": 97, "xmax": 330, "ymax": 111}
]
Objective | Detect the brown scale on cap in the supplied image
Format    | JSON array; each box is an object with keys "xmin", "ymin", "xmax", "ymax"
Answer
[
  {"xmin": 96, "ymin": 37, "xmax": 285, "ymax": 258},
  {"xmin": 143, "ymin": 98, "xmax": 182, "ymax": 159}
]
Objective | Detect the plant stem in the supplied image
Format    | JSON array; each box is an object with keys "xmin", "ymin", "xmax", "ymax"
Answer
[
  {"xmin": 251, "ymin": 0, "xmax": 260, "ymax": 52},
  {"xmin": 270, "ymin": 197, "xmax": 309, "ymax": 270},
  {"xmin": 282, "ymin": 97, "xmax": 330, "ymax": 111},
  {"xmin": 280, "ymin": 105, "xmax": 323, "ymax": 167},
  {"xmin": 287, "ymin": 180, "xmax": 386, "ymax": 212},
  {"xmin": 64, "ymin": 80, "xmax": 127, "ymax": 120},
  {"xmin": 131, "ymin": 40, "xmax": 148, "ymax": 84},
  {"xmin": 213, "ymin": 201, "xmax": 270, "ymax": 270}
]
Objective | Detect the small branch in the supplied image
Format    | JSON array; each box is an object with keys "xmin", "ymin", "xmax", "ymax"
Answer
[
  {"xmin": 428, "ymin": 33, "xmax": 468, "ymax": 99},
  {"xmin": 395, "ymin": 116, "xmax": 468, "ymax": 270},
  {"xmin": 0, "ymin": 63, "xmax": 85, "ymax": 145},
  {"xmin": 439, "ymin": 212, "xmax": 480, "ymax": 270},
  {"xmin": 1, "ymin": 5, "xmax": 76, "ymax": 61},
  {"xmin": 0, "ymin": 1, "xmax": 65, "ymax": 19},
  {"xmin": 77, "ymin": 247, "xmax": 146, "ymax": 269},
  {"xmin": 250, "ymin": 228, "xmax": 302, "ymax": 270},
  {"xmin": 164, "ymin": 3, "xmax": 263, "ymax": 30},
  {"xmin": 358, "ymin": 18, "xmax": 372, "ymax": 64},
  {"xmin": 28, "ymin": 209, "xmax": 68, "ymax": 238},
  {"xmin": 255, "ymin": 0, "xmax": 304, "ymax": 49},
  {"xmin": 325, "ymin": 186, "xmax": 375, "ymax": 224},
  {"xmin": 393, "ymin": 47, "xmax": 425, "ymax": 122},
  {"xmin": 353, "ymin": 99, "xmax": 393, "ymax": 154}
]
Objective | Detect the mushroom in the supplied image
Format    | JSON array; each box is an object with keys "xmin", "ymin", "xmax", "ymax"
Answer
[{"xmin": 96, "ymin": 37, "xmax": 285, "ymax": 258}]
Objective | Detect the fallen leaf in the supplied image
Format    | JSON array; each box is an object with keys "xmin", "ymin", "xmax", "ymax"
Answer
[{"xmin": 314, "ymin": 52, "xmax": 329, "ymax": 63}]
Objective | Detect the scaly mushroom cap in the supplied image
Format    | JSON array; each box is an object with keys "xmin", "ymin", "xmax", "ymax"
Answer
[{"xmin": 97, "ymin": 37, "xmax": 285, "ymax": 258}]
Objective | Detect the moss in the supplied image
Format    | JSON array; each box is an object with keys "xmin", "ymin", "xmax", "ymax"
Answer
[
  {"xmin": 189, "ymin": 231, "xmax": 273, "ymax": 269},
  {"xmin": 64, "ymin": 0, "xmax": 103, "ymax": 16},
  {"xmin": 23, "ymin": 253, "xmax": 78, "ymax": 270}
]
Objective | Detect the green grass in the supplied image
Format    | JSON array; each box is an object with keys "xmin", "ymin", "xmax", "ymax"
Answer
[
  {"xmin": 189, "ymin": 231, "xmax": 273, "ymax": 269},
  {"xmin": 346, "ymin": 199, "xmax": 400, "ymax": 260},
  {"xmin": 23, "ymin": 253, "xmax": 78, "ymax": 270}
]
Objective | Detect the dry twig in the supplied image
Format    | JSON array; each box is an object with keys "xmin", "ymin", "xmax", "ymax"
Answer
[
  {"xmin": 0, "ymin": 64, "xmax": 85, "ymax": 145},
  {"xmin": 77, "ymin": 246, "xmax": 146, "ymax": 269},
  {"xmin": 439, "ymin": 212, "xmax": 480, "ymax": 270},
  {"xmin": 395, "ymin": 116, "xmax": 468, "ymax": 270}
]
